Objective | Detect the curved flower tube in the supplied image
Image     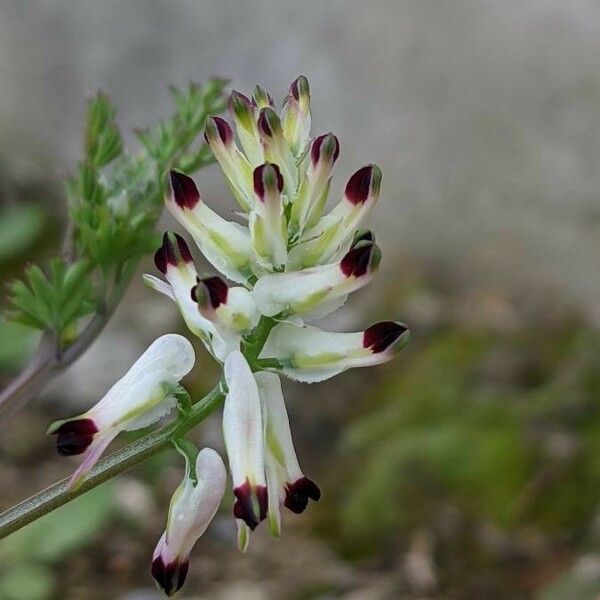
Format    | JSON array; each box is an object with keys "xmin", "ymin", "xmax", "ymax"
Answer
[
  {"xmin": 48, "ymin": 334, "xmax": 195, "ymax": 488},
  {"xmin": 166, "ymin": 170, "xmax": 255, "ymax": 284},
  {"xmin": 222, "ymin": 350, "xmax": 268, "ymax": 551},
  {"xmin": 255, "ymin": 372, "xmax": 320, "ymax": 537},
  {"xmin": 152, "ymin": 446, "xmax": 227, "ymax": 597},
  {"xmin": 259, "ymin": 321, "xmax": 410, "ymax": 383},
  {"xmin": 253, "ymin": 230, "xmax": 380, "ymax": 319}
]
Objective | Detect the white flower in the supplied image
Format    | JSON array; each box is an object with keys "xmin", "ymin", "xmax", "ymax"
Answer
[
  {"xmin": 260, "ymin": 320, "xmax": 410, "ymax": 383},
  {"xmin": 255, "ymin": 371, "xmax": 320, "ymax": 537},
  {"xmin": 49, "ymin": 334, "xmax": 194, "ymax": 488},
  {"xmin": 152, "ymin": 447, "xmax": 226, "ymax": 597},
  {"xmin": 165, "ymin": 170, "xmax": 254, "ymax": 284},
  {"xmin": 222, "ymin": 350, "xmax": 267, "ymax": 551},
  {"xmin": 253, "ymin": 230, "xmax": 380, "ymax": 319}
]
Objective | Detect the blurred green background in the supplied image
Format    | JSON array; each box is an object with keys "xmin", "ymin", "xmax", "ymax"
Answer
[{"xmin": 2, "ymin": 1, "xmax": 600, "ymax": 599}]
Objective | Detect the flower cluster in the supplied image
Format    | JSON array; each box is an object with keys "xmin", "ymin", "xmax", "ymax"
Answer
[{"xmin": 49, "ymin": 77, "xmax": 409, "ymax": 596}]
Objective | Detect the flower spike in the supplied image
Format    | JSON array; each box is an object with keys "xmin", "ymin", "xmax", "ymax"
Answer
[
  {"xmin": 260, "ymin": 320, "xmax": 409, "ymax": 383},
  {"xmin": 166, "ymin": 171, "xmax": 255, "ymax": 284},
  {"xmin": 249, "ymin": 163, "xmax": 288, "ymax": 269},
  {"xmin": 255, "ymin": 372, "xmax": 320, "ymax": 537},
  {"xmin": 49, "ymin": 335, "xmax": 195, "ymax": 488},
  {"xmin": 222, "ymin": 351, "xmax": 268, "ymax": 550},
  {"xmin": 204, "ymin": 116, "xmax": 254, "ymax": 211},
  {"xmin": 253, "ymin": 232, "xmax": 380, "ymax": 319},
  {"xmin": 152, "ymin": 446, "xmax": 227, "ymax": 596},
  {"xmin": 281, "ymin": 75, "xmax": 311, "ymax": 157}
]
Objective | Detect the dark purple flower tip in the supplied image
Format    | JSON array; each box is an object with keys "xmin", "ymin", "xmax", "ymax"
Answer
[
  {"xmin": 253, "ymin": 162, "xmax": 284, "ymax": 199},
  {"xmin": 289, "ymin": 75, "xmax": 310, "ymax": 103},
  {"xmin": 252, "ymin": 85, "xmax": 274, "ymax": 109},
  {"xmin": 233, "ymin": 481, "xmax": 268, "ymax": 530},
  {"xmin": 193, "ymin": 276, "xmax": 228, "ymax": 309},
  {"xmin": 151, "ymin": 555, "xmax": 189, "ymax": 597},
  {"xmin": 50, "ymin": 418, "xmax": 98, "ymax": 456},
  {"xmin": 284, "ymin": 477, "xmax": 321, "ymax": 514},
  {"xmin": 344, "ymin": 164, "xmax": 382, "ymax": 206},
  {"xmin": 169, "ymin": 171, "xmax": 201, "ymax": 210},
  {"xmin": 257, "ymin": 107, "xmax": 281, "ymax": 138},
  {"xmin": 204, "ymin": 115, "xmax": 233, "ymax": 145},
  {"xmin": 228, "ymin": 90, "xmax": 253, "ymax": 118},
  {"xmin": 154, "ymin": 232, "xmax": 194, "ymax": 274},
  {"xmin": 340, "ymin": 240, "xmax": 380, "ymax": 278},
  {"xmin": 310, "ymin": 133, "xmax": 340, "ymax": 167},
  {"xmin": 363, "ymin": 321, "xmax": 409, "ymax": 354}
]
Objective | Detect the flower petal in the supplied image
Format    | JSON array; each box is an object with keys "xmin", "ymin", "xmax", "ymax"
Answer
[
  {"xmin": 49, "ymin": 334, "xmax": 195, "ymax": 486},
  {"xmin": 166, "ymin": 171, "xmax": 255, "ymax": 284},
  {"xmin": 253, "ymin": 233, "xmax": 380, "ymax": 319},
  {"xmin": 281, "ymin": 75, "xmax": 311, "ymax": 156},
  {"xmin": 152, "ymin": 447, "xmax": 226, "ymax": 596},
  {"xmin": 259, "ymin": 321, "xmax": 409, "ymax": 382},
  {"xmin": 204, "ymin": 116, "xmax": 254, "ymax": 211},
  {"xmin": 228, "ymin": 90, "xmax": 263, "ymax": 167},
  {"xmin": 289, "ymin": 133, "xmax": 339, "ymax": 236},
  {"xmin": 250, "ymin": 163, "xmax": 287, "ymax": 268},
  {"xmin": 223, "ymin": 351, "xmax": 267, "ymax": 531}
]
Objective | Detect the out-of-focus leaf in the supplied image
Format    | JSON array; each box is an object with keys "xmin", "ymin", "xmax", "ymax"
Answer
[
  {"xmin": 0, "ymin": 483, "xmax": 115, "ymax": 563},
  {"xmin": 0, "ymin": 321, "xmax": 39, "ymax": 370},
  {"xmin": 0, "ymin": 205, "xmax": 45, "ymax": 262},
  {"xmin": 0, "ymin": 563, "xmax": 55, "ymax": 600}
]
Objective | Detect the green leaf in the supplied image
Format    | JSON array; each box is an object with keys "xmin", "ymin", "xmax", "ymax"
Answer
[
  {"xmin": 0, "ymin": 321, "xmax": 39, "ymax": 370},
  {"xmin": 0, "ymin": 483, "xmax": 115, "ymax": 564},
  {"xmin": 0, "ymin": 205, "xmax": 45, "ymax": 262},
  {"xmin": 0, "ymin": 563, "xmax": 55, "ymax": 600}
]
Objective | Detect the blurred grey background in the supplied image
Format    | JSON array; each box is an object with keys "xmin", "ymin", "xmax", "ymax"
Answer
[{"xmin": 2, "ymin": 0, "xmax": 599, "ymax": 320}]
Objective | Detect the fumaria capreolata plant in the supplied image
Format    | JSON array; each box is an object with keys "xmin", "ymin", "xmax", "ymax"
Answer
[{"xmin": 2, "ymin": 76, "xmax": 409, "ymax": 597}]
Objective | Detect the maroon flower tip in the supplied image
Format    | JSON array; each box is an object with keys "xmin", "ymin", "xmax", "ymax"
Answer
[
  {"xmin": 154, "ymin": 232, "xmax": 193, "ymax": 274},
  {"xmin": 257, "ymin": 107, "xmax": 280, "ymax": 138},
  {"xmin": 311, "ymin": 133, "xmax": 340, "ymax": 167},
  {"xmin": 233, "ymin": 481, "xmax": 268, "ymax": 530},
  {"xmin": 340, "ymin": 240, "xmax": 379, "ymax": 277},
  {"xmin": 52, "ymin": 418, "xmax": 98, "ymax": 456},
  {"xmin": 198, "ymin": 276, "xmax": 228, "ymax": 309},
  {"xmin": 345, "ymin": 164, "xmax": 382, "ymax": 206},
  {"xmin": 289, "ymin": 75, "xmax": 309, "ymax": 102},
  {"xmin": 204, "ymin": 115, "xmax": 233, "ymax": 145},
  {"xmin": 252, "ymin": 85, "xmax": 274, "ymax": 108},
  {"xmin": 363, "ymin": 321, "xmax": 409, "ymax": 354},
  {"xmin": 169, "ymin": 171, "xmax": 200, "ymax": 210},
  {"xmin": 151, "ymin": 555, "xmax": 189, "ymax": 597},
  {"xmin": 228, "ymin": 90, "xmax": 252, "ymax": 114},
  {"xmin": 253, "ymin": 163, "xmax": 284, "ymax": 199},
  {"xmin": 284, "ymin": 477, "xmax": 321, "ymax": 514}
]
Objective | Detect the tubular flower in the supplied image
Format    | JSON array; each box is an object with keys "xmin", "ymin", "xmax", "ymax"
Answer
[
  {"xmin": 222, "ymin": 351, "xmax": 267, "ymax": 551},
  {"xmin": 253, "ymin": 230, "xmax": 380, "ymax": 319},
  {"xmin": 152, "ymin": 447, "xmax": 226, "ymax": 597},
  {"xmin": 48, "ymin": 335, "xmax": 194, "ymax": 488},
  {"xmin": 165, "ymin": 170, "xmax": 254, "ymax": 284},
  {"xmin": 259, "ymin": 320, "xmax": 410, "ymax": 383},
  {"xmin": 255, "ymin": 372, "xmax": 320, "ymax": 537}
]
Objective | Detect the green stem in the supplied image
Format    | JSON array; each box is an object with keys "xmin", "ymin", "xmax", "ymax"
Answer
[
  {"xmin": 0, "ymin": 315, "xmax": 278, "ymax": 539},
  {"xmin": 0, "ymin": 383, "xmax": 224, "ymax": 539}
]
